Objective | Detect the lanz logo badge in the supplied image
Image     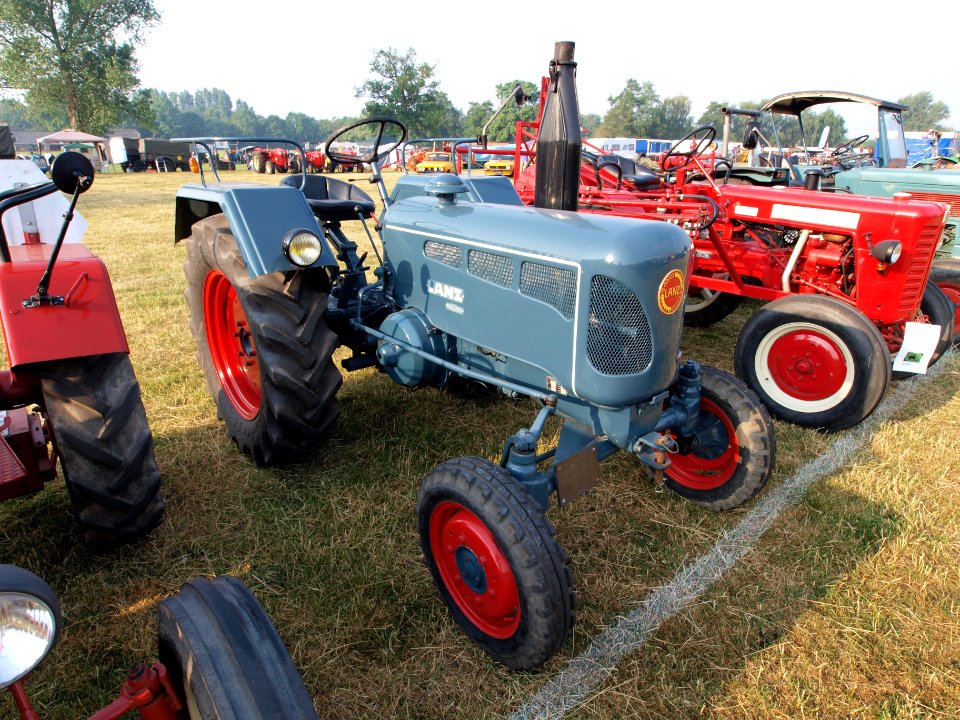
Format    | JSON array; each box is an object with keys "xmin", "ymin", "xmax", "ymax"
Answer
[
  {"xmin": 657, "ymin": 269, "xmax": 685, "ymax": 314},
  {"xmin": 427, "ymin": 279, "xmax": 464, "ymax": 303}
]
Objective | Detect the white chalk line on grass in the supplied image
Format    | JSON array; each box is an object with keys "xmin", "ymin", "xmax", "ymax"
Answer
[{"xmin": 511, "ymin": 358, "xmax": 950, "ymax": 720}]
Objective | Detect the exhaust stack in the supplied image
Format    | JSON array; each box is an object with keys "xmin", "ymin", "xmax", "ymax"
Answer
[{"xmin": 534, "ymin": 41, "xmax": 581, "ymax": 211}]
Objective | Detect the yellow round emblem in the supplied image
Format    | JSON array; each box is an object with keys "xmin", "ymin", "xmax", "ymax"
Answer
[{"xmin": 657, "ymin": 269, "xmax": 685, "ymax": 314}]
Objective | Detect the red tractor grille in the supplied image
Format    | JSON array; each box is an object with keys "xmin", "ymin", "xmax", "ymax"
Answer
[
  {"xmin": 897, "ymin": 222, "xmax": 941, "ymax": 317},
  {"xmin": 906, "ymin": 191, "xmax": 960, "ymax": 216}
]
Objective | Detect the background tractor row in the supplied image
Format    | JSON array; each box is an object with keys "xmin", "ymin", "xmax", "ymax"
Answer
[
  {"xmin": 508, "ymin": 78, "xmax": 953, "ymax": 432},
  {"xmin": 172, "ymin": 41, "xmax": 776, "ymax": 670}
]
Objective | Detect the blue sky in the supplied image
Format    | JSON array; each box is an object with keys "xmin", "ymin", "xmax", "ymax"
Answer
[{"xmin": 137, "ymin": 0, "xmax": 958, "ymax": 135}]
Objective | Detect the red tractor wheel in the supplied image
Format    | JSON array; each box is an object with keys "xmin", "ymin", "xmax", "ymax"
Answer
[
  {"xmin": 734, "ymin": 295, "xmax": 890, "ymax": 432},
  {"xmin": 417, "ymin": 457, "xmax": 574, "ymax": 669},
  {"xmin": 664, "ymin": 366, "xmax": 774, "ymax": 510},
  {"xmin": 40, "ymin": 353, "xmax": 164, "ymax": 546},
  {"xmin": 265, "ymin": 160, "xmax": 275, "ymax": 175},
  {"xmin": 683, "ymin": 272, "xmax": 743, "ymax": 327},
  {"xmin": 183, "ymin": 216, "xmax": 342, "ymax": 465},
  {"xmin": 929, "ymin": 259, "xmax": 960, "ymax": 344},
  {"xmin": 251, "ymin": 153, "xmax": 266, "ymax": 174},
  {"xmin": 158, "ymin": 576, "xmax": 318, "ymax": 719}
]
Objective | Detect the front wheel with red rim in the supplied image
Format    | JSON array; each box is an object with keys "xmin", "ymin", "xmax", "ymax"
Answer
[
  {"xmin": 664, "ymin": 365, "xmax": 775, "ymax": 510},
  {"xmin": 417, "ymin": 457, "xmax": 574, "ymax": 670},
  {"xmin": 734, "ymin": 295, "xmax": 891, "ymax": 432}
]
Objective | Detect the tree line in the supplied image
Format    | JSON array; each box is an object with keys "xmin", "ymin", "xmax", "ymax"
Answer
[{"xmin": 0, "ymin": 0, "xmax": 952, "ymax": 146}]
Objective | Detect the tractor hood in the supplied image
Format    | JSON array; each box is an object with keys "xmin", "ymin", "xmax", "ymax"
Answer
[{"xmin": 382, "ymin": 195, "xmax": 692, "ymax": 408}]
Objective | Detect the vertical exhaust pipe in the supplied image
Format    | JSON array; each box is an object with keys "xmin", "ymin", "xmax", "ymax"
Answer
[{"xmin": 534, "ymin": 41, "xmax": 581, "ymax": 211}]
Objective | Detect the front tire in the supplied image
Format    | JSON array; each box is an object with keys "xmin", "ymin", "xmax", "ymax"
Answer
[
  {"xmin": 183, "ymin": 216, "xmax": 342, "ymax": 465},
  {"xmin": 40, "ymin": 353, "xmax": 164, "ymax": 547},
  {"xmin": 664, "ymin": 366, "xmax": 775, "ymax": 510},
  {"xmin": 417, "ymin": 457, "xmax": 574, "ymax": 670},
  {"xmin": 158, "ymin": 576, "xmax": 318, "ymax": 719},
  {"xmin": 734, "ymin": 295, "xmax": 890, "ymax": 432}
]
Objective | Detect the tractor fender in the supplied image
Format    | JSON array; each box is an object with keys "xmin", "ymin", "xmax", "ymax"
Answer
[
  {"xmin": 0, "ymin": 244, "xmax": 128, "ymax": 368},
  {"xmin": 174, "ymin": 183, "xmax": 337, "ymax": 278}
]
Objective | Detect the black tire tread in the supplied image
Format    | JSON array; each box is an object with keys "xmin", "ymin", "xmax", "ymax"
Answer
[
  {"xmin": 417, "ymin": 456, "xmax": 575, "ymax": 670},
  {"xmin": 40, "ymin": 353, "xmax": 164, "ymax": 546},
  {"xmin": 183, "ymin": 217, "xmax": 342, "ymax": 466},
  {"xmin": 157, "ymin": 575, "xmax": 318, "ymax": 720}
]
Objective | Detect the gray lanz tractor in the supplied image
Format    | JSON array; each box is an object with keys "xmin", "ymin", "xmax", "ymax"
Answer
[{"xmin": 173, "ymin": 42, "xmax": 775, "ymax": 669}]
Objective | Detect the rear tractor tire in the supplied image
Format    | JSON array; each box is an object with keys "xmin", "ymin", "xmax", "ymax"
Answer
[
  {"xmin": 158, "ymin": 575, "xmax": 318, "ymax": 719},
  {"xmin": 265, "ymin": 160, "xmax": 275, "ymax": 175},
  {"xmin": 734, "ymin": 295, "xmax": 890, "ymax": 432},
  {"xmin": 664, "ymin": 365, "xmax": 775, "ymax": 510},
  {"xmin": 183, "ymin": 216, "xmax": 342, "ymax": 465},
  {"xmin": 251, "ymin": 154, "xmax": 265, "ymax": 174},
  {"xmin": 417, "ymin": 457, "xmax": 574, "ymax": 670},
  {"xmin": 40, "ymin": 353, "xmax": 164, "ymax": 547}
]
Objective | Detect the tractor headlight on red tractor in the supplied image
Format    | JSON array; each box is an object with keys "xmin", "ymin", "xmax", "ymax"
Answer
[
  {"xmin": 0, "ymin": 565, "xmax": 62, "ymax": 690},
  {"xmin": 871, "ymin": 239, "xmax": 902, "ymax": 264},
  {"xmin": 282, "ymin": 229, "xmax": 323, "ymax": 267}
]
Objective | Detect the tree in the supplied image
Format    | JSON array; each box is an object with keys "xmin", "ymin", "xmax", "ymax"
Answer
[
  {"xmin": 356, "ymin": 47, "xmax": 456, "ymax": 136},
  {"xmin": 477, "ymin": 80, "xmax": 539, "ymax": 143},
  {"xmin": 647, "ymin": 96, "xmax": 693, "ymax": 138},
  {"xmin": 898, "ymin": 91, "xmax": 950, "ymax": 131},
  {"xmin": 597, "ymin": 79, "xmax": 659, "ymax": 137},
  {"xmin": 0, "ymin": 0, "xmax": 159, "ymax": 133},
  {"xmin": 463, "ymin": 100, "xmax": 494, "ymax": 139},
  {"xmin": 580, "ymin": 112, "xmax": 602, "ymax": 137}
]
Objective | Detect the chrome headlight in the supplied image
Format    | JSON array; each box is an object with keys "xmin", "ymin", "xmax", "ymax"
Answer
[
  {"xmin": 282, "ymin": 229, "xmax": 323, "ymax": 267},
  {"xmin": 0, "ymin": 566, "xmax": 61, "ymax": 689}
]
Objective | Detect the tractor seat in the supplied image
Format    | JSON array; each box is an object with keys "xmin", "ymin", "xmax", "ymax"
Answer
[
  {"xmin": 597, "ymin": 154, "xmax": 663, "ymax": 190},
  {"xmin": 281, "ymin": 174, "xmax": 376, "ymax": 222}
]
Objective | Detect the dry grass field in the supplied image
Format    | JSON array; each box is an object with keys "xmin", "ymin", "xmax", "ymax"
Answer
[{"xmin": 1, "ymin": 166, "xmax": 958, "ymax": 719}]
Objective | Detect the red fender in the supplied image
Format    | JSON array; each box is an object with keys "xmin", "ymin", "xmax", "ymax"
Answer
[{"xmin": 0, "ymin": 244, "xmax": 128, "ymax": 368}]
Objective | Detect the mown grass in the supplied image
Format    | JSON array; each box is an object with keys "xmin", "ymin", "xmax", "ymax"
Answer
[{"xmin": 0, "ymin": 166, "xmax": 958, "ymax": 719}]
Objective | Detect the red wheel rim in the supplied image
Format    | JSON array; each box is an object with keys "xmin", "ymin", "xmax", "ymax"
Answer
[
  {"xmin": 203, "ymin": 270, "xmax": 261, "ymax": 420},
  {"xmin": 767, "ymin": 329, "xmax": 847, "ymax": 401},
  {"xmin": 936, "ymin": 281, "xmax": 960, "ymax": 335},
  {"xmin": 429, "ymin": 500, "xmax": 521, "ymax": 639},
  {"xmin": 667, "ymin": 397, "xmax": 738, "ymax": 491}
]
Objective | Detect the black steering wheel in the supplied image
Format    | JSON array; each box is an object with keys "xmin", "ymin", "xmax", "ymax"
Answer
[
  {"xmin": 325, "ymin": 117, "xmax": 407, "ymax": 165},
  {"xmin": 831, "ymin": 134, "xmax": 869, "ymax": 157},
  {"xmin": 662, "ymin": 125, "xmax": 717, "ymax": 172}
]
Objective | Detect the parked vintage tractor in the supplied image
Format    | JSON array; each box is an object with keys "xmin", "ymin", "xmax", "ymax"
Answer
[
  {"xmin": 0, "ymin": 149, "xmax": 164, "ymax": 546},
  {"xmin": 1, "ymin": 564, "xmax": 319, "ymax": 719},
  {"xmin": 723, "ymin": 92, "xmax": 960, "ymax": 337},
  {"xmin": 304, "ymin": 149, "xmax": 326, "ymax": 173},
  {"xmin": 173, "ymin": 42, "xmax": 775, "ymax": 669},
  {"xmin": 512, "ymin": 78, "xmax": 953, "ymax": 433},
  {"xmin": 244, "ymin": 145, "xmax": 291, "ymax": 174}
]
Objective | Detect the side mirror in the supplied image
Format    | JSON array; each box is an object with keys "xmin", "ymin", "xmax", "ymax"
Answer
[
  {"xmin": 51, "ymin": 152, "xmax": 95, "ymax": 194},
  {"xmin": 742, "ymin": 121, "xmax": 760, "ymax": 151}
]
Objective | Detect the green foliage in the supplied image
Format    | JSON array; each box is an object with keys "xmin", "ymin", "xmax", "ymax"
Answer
[
  {"xmin": 597, "ymin": 80, "xmax": 694, "ymax": 139},
  {"xmin": 479, "ymin": 80, "xmax": 539, "ymax": 143},
  {"xmin": 356, "ymin": 47, "xmax": 462, "ymax": 137},
  {"xmin": 898, "ymin": 91, "xmax": 951, "ymax": 131},
  {"xmin": 580, "ymin": 112, "xmax": 602, "ymax": 137},
  {"xmin": 463, "ymin": 100, "xmax": 494, "ymax": 139},
  {"xmin": 0, "ymin": 0, "xmax": 159, "ymax": 133}
]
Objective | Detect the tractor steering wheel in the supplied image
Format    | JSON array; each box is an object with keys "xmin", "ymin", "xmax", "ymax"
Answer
[
  {"xmin": 662, "ymin": 125, "xmax": 717, "ymax": 172},
  {"xmin": 831, "ymin": 134, "xmax": 869, "ymax": 158},
  {"xmin": 325, "ymin": 117, "xmax": 407, "ymax": 165}
]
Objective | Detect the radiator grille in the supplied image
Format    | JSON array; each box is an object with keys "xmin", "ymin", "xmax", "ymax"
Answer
[
  {"xmin": 424, "ymin": 241, "xmax": 462, "ymax": 267},
  {"xmin": 898, "ymin": 221, "xmax": 941, "ymax": 316},
  {"xmin": 905, "ymin": 191, "xmax": 959, "ymax": 216},
  {"xmin": 519, "ymin": 262, "xmax": 576, "ymax": 318},
  {"xmin": 468, "ymin": 250, "xmax": 513, "ymax": 287},
  {"xmin": 587, "ymin": 275, "xmax": 653, "ymax": 375}
]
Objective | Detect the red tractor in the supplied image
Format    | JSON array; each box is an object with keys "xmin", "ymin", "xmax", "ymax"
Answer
[
  {"xmin": 304, "ymin": 149, "xmax": 326, "ymax": 173},
  {"xmin": 1, "ymin": 565, "xmax": 319, "ymax": 719},
  {"xmin": 244, "ymin": 145, "xmax": 293, "ymax": 174},
  {"xmin": 0, "ymin": 150, "xmax": 164, "ymax": 545},
  {"xmin": 513, "ymin": 79, "xmax": 953, "ymax": 432}
]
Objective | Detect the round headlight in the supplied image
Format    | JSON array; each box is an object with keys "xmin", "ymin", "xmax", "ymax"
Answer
[
  {"xmin": 0, "ymin": 566, "xmax": 61, "ymax": 689},
  {"xmin": 282, "ymin": 230, "xmax": 323, "ymax": 267},
  {"xmin": 871, "ymin": 239, "xmax": 902, "ymax": 264}
]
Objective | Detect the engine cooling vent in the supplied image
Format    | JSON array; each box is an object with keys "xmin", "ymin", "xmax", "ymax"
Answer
[
  {"xmin": 468, "ymin": 250, "xmax": 513, "ymax": 287},
  {"xmin": 424, "ymin": 240, "xmax": 462, "ymax": 267},
  {"xmin": 519, "ymin": 262, "xmax": 576, "ymax": 318},
  {"xmin": 587, "ymin": 275, "xmax": 653, "ymax": 375}
]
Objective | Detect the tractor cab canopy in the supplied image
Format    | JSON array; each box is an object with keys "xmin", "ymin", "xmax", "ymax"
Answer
[{"xmin": 762, "ymin": 91, "xmax": 907, "ymax": 117}]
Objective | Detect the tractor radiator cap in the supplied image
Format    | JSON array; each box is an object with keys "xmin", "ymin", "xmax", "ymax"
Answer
[{"xmin": 424, "ymin": 175, "xmax": 470, "ymax": 203}]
